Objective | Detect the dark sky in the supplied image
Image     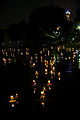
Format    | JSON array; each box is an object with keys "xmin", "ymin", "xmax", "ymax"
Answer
[{"xmin": 0, "ymin": 0, "xmax": 80, "ymax": 28}]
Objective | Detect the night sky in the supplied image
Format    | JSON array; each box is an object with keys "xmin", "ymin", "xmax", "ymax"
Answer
[{"xmin": 0, "ymin": 0, "xmax": 80, "ymax": 28}]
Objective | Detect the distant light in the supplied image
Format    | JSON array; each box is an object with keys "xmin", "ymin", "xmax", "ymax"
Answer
[
  {"xmin": 76, "ymin": 25, "xmax": 80, "ymax": 30},
  {"xmin": 41, "ymin": 91, "xmax": 44, "ymax": 95},
  {"xmin": 12, "ymin": 104, "xmax": 15, "ymax": 108},
  {"xmin": 41, "ymin": 102, "xmax": 44, "ymax": 106},
  {"xmin": 67, "ymin": 70, "xmax": 72, "ymax": 73},
  {"xmin": 65, "ymin": 10, "xmax": 71, "ymax": 15},
  {"xmin": 57, "ymin": 26, "xmax": 60, "ymax": 31},
  {"xmin": 16, "ymin": 94, "xmax": 18, "ymax": 96}
]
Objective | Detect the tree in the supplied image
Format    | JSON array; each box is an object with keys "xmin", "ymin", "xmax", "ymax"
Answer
[
  {"xmin": 28, "ymin": 5, "xmax": 73, "ymax": 43},
  {"xmin": 29, "ymin": 5, "xmax": 65, "ymax": 32},
  {"xmin": 3, "ymin": 31, "xmax": 10, "ymax": 48},
  {"xmin": 74, "ymin": 7, "xmax": 80, "ymax": 22}
]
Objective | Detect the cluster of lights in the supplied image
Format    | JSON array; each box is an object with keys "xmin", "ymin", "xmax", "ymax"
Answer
[
  {"xmin": 6, "ymin": 42, "xmax": 80, "ymax": 109},
  {"xmin": 9, "ymin": 94, "xmax": 19, "ymax": 108},
  {"xmin": 0, "ymin": 47, "xmax": 30, "ymax": 65},
  {"xmin": 31, "ymin": 44, "xmax": 64, "ymax": 106},
  {"xmin": 40, "ymin": 87, "xmax": 47, "ymax": 106},
  {"xmin": 65, "ymin": 10, "xmax": 71, "ymax": 15},
  {"xmin": 33, "ymin": 80, "xmax": 37, "ymax": 93},
  {"xmin": 65, "ymin": 9, "xmax": 71, "ymax": 21}
]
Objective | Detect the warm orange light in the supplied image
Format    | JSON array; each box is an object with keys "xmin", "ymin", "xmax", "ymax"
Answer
[
  {"xmin": 50, "ymin": 70, "xmax": 53, "ymax": 75},
  {"xmin": 10, "ymin": 95, "xmax": 14, "ymax": 100},
  {"xmin": 57, "ymin": 26, "xmax": 60, "ymax": 31},
  {"xmin": 58, "ymin": 72, "xmax": 60, "ymax": 76},
  {"xmin": 35, "ymin": 71, "xmax": 39, "ymax": 76},
  {"xmin": 41, "ymin": 102, "xmax": 44, "ymax": 105},
  {"xmin": 9, "ymin": 99, "xmax": 16, "ymax": 103}
]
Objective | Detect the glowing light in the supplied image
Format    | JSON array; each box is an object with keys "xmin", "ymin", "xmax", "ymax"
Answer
[
  {"xmin": 31, "ymin": 57, "xmax": 33, "ymax": 60},
  {"xmin": 41, "ymin": 91, "xmax": 44, "ymax": 95},
  {"xmin": 79, "ymin": 58, "xmax": 80, "ymax": 62},
  {"xmin": 61, "ymin": 52, "xmax": 63, "ymax": 56},
  {"xmin": 45, "ymin": 68, "xmax": 48, "ymax": 74},
  {"xmin": 48, "ymin": 80, "xmax": 50, "ymax": 84},
  {"xmin": 49, "ymin": 86, "xmax": 51, "ymax": 90},
  {"xmin": 73, "ymin": 52, "xmax": 75, "ymax": 55},
  {"xmin": 58, "ymin": 77, "xmax": 61, "ymax": 80},
  {"xmin": 10, "ymin": 95, "xmax": 14, "ymax": 100},
  {"xmin": 21, "ymin": 52, "xmax": 23, "ymax": 55},
  {"xmin": 65, "ymin": 58, "xmax": 67, "ymax": 60},
  {"xmin": 48, "ymin": 51, "xmax": 50, "ymax": 56},
  {"xmin": 40, "ymin": 51, "xmax": 42, "ymax": 54},
  {"xmin": 3, "ymin": 58, "xmax": 7, "ymax": 64},
  {"xmin": 34, "ymin": 90, "xmax": 36, "ymax": 93},
  {"xmin": 47, "ymin": 80, "xmax": 52, "ymax": 86},
  {"xmin": 35, "ymin": 71, "xmax": 39, "ymax": 78},
  {"xmin": 73, "ymin": 55, "xmax": 76, "ymax": 57},
  {"xmin": 67, "ymin": 15, "xmax": 69, "ymax": 18},
  {"xmin": 35, "ymin": 71, "xmax": 39, "ymax": 76},
  {"xmin": 65, "ymin": 10, "xmax": 70, "ymax": 21},
  {"xmin": 32, "ymin": 63, "xmax": 35, "ymax": 67},
  {"xmin": 73, "ymin": 60, "xmax": 74, "ymax": 62},
  {"xmin": 63, "ymin": 45, "xmax": 65, "ymax": 49},
  {"xmin": 33, "ymin": 88, "xmax": 36, "ymax": 93},
  {"xmin": 57, "ymin": 47, "xmax": 60, "ymax": 52},
  {"xmin": 41, "ymin": 102, "xmax": 44, "ymax": 106},
  {"xmin": 44, "ymin": 60, "xmax": 47, "ymax": 64},
  {"xmin": 65, "ymin": 10, "xmax": 70, "ymax": 15},
  {"xmin": 43, "ymin": 48, "xmax": 45, "ymax": 52},
  {"xmin": 50, "ymin": 70, "xmax": 53, "ymax": 75},
  {"xmin": 33, "ymin": 82, "xmax": 36, "ymax": 87},
  {"xmin": 46, "ymin": 64, "xmax": 48, "ymax": 68},
  {"xmin": 26, "ymin": 51, "xmax": 29, "ymax": 55},
  {"xmin": 69, "ymin": 57, "xmax": 71, "ymax": 59},
  {"xmin": 16, "ymin": 93, "xmax": 18, "ymax": 96},
  {"xmin": 57, "ymin": 26, "xmax": 60, "ymax": 31},
  {"xmin": 43, "ymin": 87, "xmax": 46, "ymax": 91},
  {"xmin": 51, "ymin": 46, "xmax": 53, "ymax": 49},
  {"xmin": 76, "ymin": 24, "xmax": 80, "ymax": 30},
  {"xmin": 58, "ymin": 72, "xmax": 60, "ymax": 76},
  {"xmin": 12, "ymin": 104, "xmax": 15, "ymax": 108},
  {"xmin": 33, "ymin": 80, "xmax": 35, "ymax": 83},
  {"xmin": 9, "ymin": 99, "xmax": 16, "ymax": 103}
]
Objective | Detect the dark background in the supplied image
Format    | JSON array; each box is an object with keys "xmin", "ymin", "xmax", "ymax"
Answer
[{"xmin": 0, "ymin": 0, "xmax": 80, "ymax": 28}]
